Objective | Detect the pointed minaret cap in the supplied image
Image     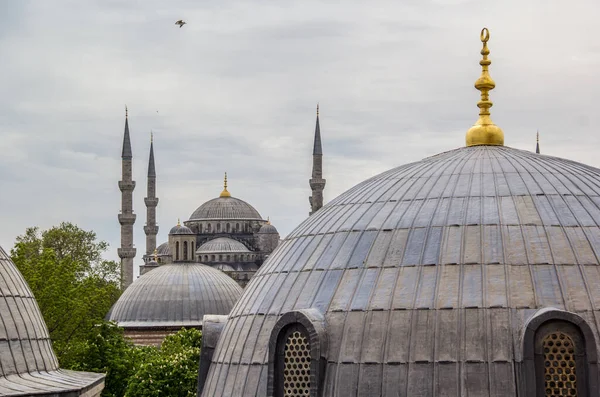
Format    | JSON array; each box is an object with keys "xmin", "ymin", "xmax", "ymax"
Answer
[
  {"xmin": 465, "ymin": 28, "xmax": 504, "ymax": 147},
  {"xmin": 220, "ymin": 172, "xmax": 231, "ymax": 197},
  {"xmin": 122, "ymin": 105, "xmax": 133, "ymax": 159},
  {"xmin": 148, "ymin": 131, "xmax": 156, "ymax": 177},
  {"xmin": 536, "ymin": 131, "xmax": 540, "ymax": 154},
  {"xmin": 313, "ymin": 103, "xmax": 322, "ymax": 155}
]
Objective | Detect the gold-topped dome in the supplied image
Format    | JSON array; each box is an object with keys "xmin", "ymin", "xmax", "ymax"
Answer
[
  {"xmin": 465, "ymin": 28, "xmax": 504, "ymax": 147},
  {"xmin": 220, "ymin": 172, "xmax": 231, "ymax": 198}
]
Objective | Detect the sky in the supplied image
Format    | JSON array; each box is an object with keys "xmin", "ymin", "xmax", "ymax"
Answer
[{"xmin": 1, "ymin": 0, "xmax": 599, "ymax": 277}]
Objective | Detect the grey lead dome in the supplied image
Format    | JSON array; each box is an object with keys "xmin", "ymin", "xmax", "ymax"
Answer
[
  {"xmin": 189, "ymin": 196, "xmax": 262, "ymax": 221},
  {"xmin": 201, "ymin": 145, "xmax": 600, "ymax": 396}
]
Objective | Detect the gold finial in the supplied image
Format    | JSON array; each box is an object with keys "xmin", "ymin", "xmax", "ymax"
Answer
[
  {"xmin": 151, "ymin": 131, "xmax": 153, "ymax": 143},
  {"xmin": 537, "ymin": 130, "xmax": 539, "ymax": 143},
  {"xmin": 153, "ymin": 248, "xmax": 158, "ymax": 262},
  {"xmin": 465, "ymin": 28, "xmax": 504, "ymax": 147},
  {"xmin": 316, "ymin": 103, "xmax": 319, "ymax": 116},
  {"xmin": 267, "ymin": 216, "xmax": 271, "ymax": 225},
  {"xmin": 177, "ymin": 218, "xmax": 181, "ymax": 226},
  {"xmin": 220, "ymin": 172, "xmax": 231, "ymax": 197},
  {"xmin": 125, "ymin": 105, "xmax": 128, "ymax": 119}
]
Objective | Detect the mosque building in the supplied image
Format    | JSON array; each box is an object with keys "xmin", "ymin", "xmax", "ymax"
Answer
[
  {"xmin": 108, "ymin": 105, "xmax": 326, "ymax": 345},
  {"xmin": 196, "ymin": 28, "xmax": 600, "ymax": 397}
]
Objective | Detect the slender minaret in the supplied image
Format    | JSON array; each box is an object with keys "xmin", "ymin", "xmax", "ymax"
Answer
[
  {"xmin": 144, "ymin": 132, "xmax": 159, "ymax": 261},
  {"xmin": 309, "ymin": 104, "xmax": 326, "ymax": 215},
  {"xmin": 117, "ymin": 107, "xmax": 136, "ymax": 290},
  {"xmin": 536, "ymin": 130, "xmax": 540, "ymax": 154}
]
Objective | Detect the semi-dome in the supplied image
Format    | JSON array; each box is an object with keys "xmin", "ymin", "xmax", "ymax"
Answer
[
  {"xmin": 189, "ymin": 196, "xmax": 262, "ymax": 221},
  {"xmin": 200, "ymin": 145, "xmax": 600, "ymax": 396},
  {"xmin": 196, "ymin": 237, "xmax": 251, "ymax": 254},
  {"xmin": 108, "ymin": 263, "xmax": 242, "ymax": 328},
  {"xmin": 0, "ymin": 246, "xmax": 105, "ymax": 395},
  {"xmin": 156, "ymin": 241, "xmax": 170, "ymax": 255}
]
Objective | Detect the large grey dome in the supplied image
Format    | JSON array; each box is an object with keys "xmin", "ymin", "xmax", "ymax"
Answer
[
  {"xmin": 169, "ymin": 224, "xmax": 194, "ymax": 235},
  {"xmin": 0, "ymin": 246, "xmax": 105, "ymax": 395},
  {"xmin": 196, "ymin": 237, "xmax": 250, "ymax": 254},
  {"xmin": 201, "ymin": 145, "xmax": 600, "ymax": 396},
  {"xmin": 108, "ymin": 263, "xmax": 242, "ymax": 327},
  {"xmin": 189, "ymin": 196, "xmax": 262, "ymax": 221}
]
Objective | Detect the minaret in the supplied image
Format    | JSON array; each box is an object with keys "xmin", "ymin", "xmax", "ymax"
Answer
[
  {"xmin": 117, "ymin": 107, "xmax": 136, "ymax": 290},
  {"xmin": 309, "ymin": 104, "xmax": 326, "ymax": 215},
  {"xmin": 536, "ymin": 131, "xmax": 540, "ymax": 154},
  {"xmin": 144, "ymin": 132, "xmax": 159, "ymax": 261}
]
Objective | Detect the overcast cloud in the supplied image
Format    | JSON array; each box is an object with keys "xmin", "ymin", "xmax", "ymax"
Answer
[{"xmin": 1, "ymin": 0, "xmax": 599, "ymax": 276}]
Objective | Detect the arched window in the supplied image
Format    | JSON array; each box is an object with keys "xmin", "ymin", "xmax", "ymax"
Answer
[
  {"xmin": 207, "ymin": 223, "xmax": 212, "ymax": 233},
  {"xmin": 226, "ymin": 223, "xmax": 231, "ymax": 233},
  {"xmin": 219, "ymin": 254, "xmax": 222, "ymax": 261},
  {"xmin": 199, "ymin": 224, "xmax": 203, "ymax": 233},
  {"xmin": 211, "ymin": 255, "xmax": 215, "ymax": 261},
  {"xmin": 175, "ymin": 242, "xmax": 180, "ymax": 261},
  {"xmin": 217, "ymin": 223, "xmax": 221, "ymax": 233},
  {"xmin": 275, "ymin": 325, "xmax": 311, "ymax": 397},
  {"xmin": 522, "ymin": 309, "xmax": 598, "ymax": 397},
  {"xmin": 234, "ymin": 254, "xmax": 238, "ymax": 262},
  {"xmin": 183, "ymin": 241, "xmax": 188, "ymax": 261},
  {"xmin": 236, "ymin": 223, "xmax": 240, "ymax": 232},
  {"xmin": 226, "ymin": 255, "xmax": 230, "ymax": 262},
  {"xmin": 191, "ymin": 241, "xmax": 195, "ymax": 257}
]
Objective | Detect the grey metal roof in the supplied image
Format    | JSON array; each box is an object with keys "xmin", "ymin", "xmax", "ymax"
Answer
[
  {"xmin": 188, "ymin": 196, "xmax": 262, "ymax": 221},
  {"xmin": 201, "ymin": 145, "xmax": 600, "ymax": 396},
  {"xmin": 108, "ymin": 263, "xmax": 242, "ymax": 328},
  {"xmin": 258, "ymin": 223, "xmax": 278, "ymax": 234},
  {"xmin": 196, "ymin": 238, "xmax": 250, "ymax": 254},
  {"xmin": 156, "ymin": 242, "xmax": 170, "ymax": 256},
  {"xmin": 0, "ymin": 245, "xmax": 105, "ymax": 395},
  {"xmin": 169, "ymin": 224, "xmax": 194, "ymax": 235}
]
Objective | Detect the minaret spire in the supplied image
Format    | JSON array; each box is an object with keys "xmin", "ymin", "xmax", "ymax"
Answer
[
  {"xmin": 536, "ymin": 130, "xmax": 540, "ymax": 154},
  {"xmin": 144, "ymin": 131, "xmax": 159, "ymax": 263},
  {"xmin": 118, "ymin": 107, "xmax": 136, "ymax": 289},
  {"xmin": 309, "ymin": 103, "xmax": 326, "ymax": 215}
]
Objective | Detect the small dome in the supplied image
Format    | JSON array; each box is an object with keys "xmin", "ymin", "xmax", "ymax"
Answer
[
  {"xmin": 189, "ymin": 196, "xmax": 262, "ymax": 221},
  {"xmin": 169, "ymin": 224, "xmax": 194, "ymax": 235},
  {"xmin": 107, "ymin": 263, "xmax": 242, "ymax": 327},
  {"xmin": 156, "ymin": 242, "xmax": 170, "ymax": 256},
  {"xmin": 0, "ymin": 246, "xmax": 104, "ymax": 394},
  {"xmin": 258, "ymin": 223, "xmax": 278, "ymax": 234},
  {"xmin": 196, "ymin": 237, "xmax": 250, "ymax": 254}
]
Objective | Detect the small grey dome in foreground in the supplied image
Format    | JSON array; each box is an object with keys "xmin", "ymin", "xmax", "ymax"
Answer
[
  {"xmin": 189, "ymin": 196, "xmax": 262, "ymax": 221},
  {"xmin": 258, "ymin": 223, "xmax": 278, "ymax": 234},
  {"xmin": 0, "ymin": 246, "xmax": 104, "ymax": 395},
  {"xmin": 196, "ymin": 237, "xmax": 251, "ymax": 254},
  {"xmin": 202, "ymin": 145, "xmax": 600, "ymax": 396},
  {"xmin": 156, "ymin": 242, "xmax": 170, "ymax": 255},
  {"xmin": 108, "ymin": 263, "xmax": 242, "ymax": 327}
]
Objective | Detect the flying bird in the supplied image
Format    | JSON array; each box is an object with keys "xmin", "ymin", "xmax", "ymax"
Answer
[{"xmin": 175, "ymin": 20, "xmax": 186, "ymax": 28}]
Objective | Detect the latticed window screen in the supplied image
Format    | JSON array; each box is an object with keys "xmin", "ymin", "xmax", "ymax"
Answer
[
  {"xmin": 543, "ymin": 331, "xmax": 577, "ymax": 396},
  {"xmin": 281, "ymin": 328, "xmax": 311, "ymax": 396}
]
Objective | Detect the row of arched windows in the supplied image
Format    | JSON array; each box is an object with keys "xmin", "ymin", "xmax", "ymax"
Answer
[
  {"xmin": 199, "ymin": 253, "xmax": 256, "ymax": 263},
  {"xmin": 197, "ymin": 222, "xmax": 252, "ymax": 234},
  {"xmin": 174, "ymin": 241, "xmax": 195, "ymax": 262}
]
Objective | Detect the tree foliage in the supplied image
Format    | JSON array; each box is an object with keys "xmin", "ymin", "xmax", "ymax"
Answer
[
  {"xmin": 10, "ymin": 222, "xmax": 121, "ymax": 361},
  {"xmin": 124, "ymin": 328, "xmax": 202, "ymax": 397}
]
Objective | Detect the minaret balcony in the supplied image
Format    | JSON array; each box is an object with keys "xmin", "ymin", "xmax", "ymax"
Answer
[
  {"xmin": 309, "ymin": 178, "xmax": 326, "ymax": 189},
  {"xmin": 118, "ymin": 181, "xmax": 136, "ymax": 191},
  {"xmin": 144, "ymin": 225, "xmax": 159, "ymax": 235},
  {"xmin": 117, "ymin": 247, "xmax": 137, "ymax": 258},
  {"xmin": 144, "ymin": 197, "xmax": 159, "ymax": 207},
  {"xmin": 118, "ymin": 213, "xmax": 137, "ymax": 225}
]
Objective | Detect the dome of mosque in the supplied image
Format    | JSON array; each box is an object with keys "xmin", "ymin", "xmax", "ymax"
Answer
[
  {"xmin": 199, "ymin": 29, "xmax": 600, "ymax": 397},
  {"xmin": 258, "ymin": 222, "xmax": 278, "ymax": 234},
  {"xmin": 189, "ymin": 196, "xmax": 262, "ymax": 221},
  {"xmin": 196, "ymin": 237, "xmax": 251, "ymax": 254},
  {"xmin": 156, "ymin": 242, "xmax": 170, "ymax": 256},
  {"xmin": 107, "ymin": 263, "xmax": 242, "ymax": 328},
  {"xmin": 169, "ymin": 223, "xmax": 194, "ymax": 235},
  {"xmin": 0, "ymin": 246, "xmax": 105, "ymax": 395}
]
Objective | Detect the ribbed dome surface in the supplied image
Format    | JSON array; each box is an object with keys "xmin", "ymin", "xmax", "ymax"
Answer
[
  {"xmin": 169, "ymin": 224, "xmax": 194, "ymax": 235},
  {"xmin": 189, "ymin": 196, "xmax": 262, "ymax": 221},
  {"xmin": 202, "ymin": 146, "xmax": 600, "ymax": 396},
  {"xmin": 258, "ymin": 223, "xmax": 278, "ymax": 234},
  {"xmin": 196, "ymin": 237, "xmax": 250, "ymax": 254},
  {"xmin": 108, "ymin": 263, "xmax": 242, "ymax": 327},
  {"xmin": 156, "ymin": 242, "xmax": 170, "ymax": 255},
  {"xmin": 0, "ymin": 246, "xmax": 104, "ymax": 395}
]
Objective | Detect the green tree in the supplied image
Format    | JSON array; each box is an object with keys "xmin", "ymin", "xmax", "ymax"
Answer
[
  {"xmin": 66, "ymin": 322, "xmax": 157, "ymax": 397},
  {"xmin": 10, "ymin": 222, "xmax": 121, "ymax": 362},
  {"xmin": 124, "ymin": 328, "xmax": 202, "ymax": 397}
]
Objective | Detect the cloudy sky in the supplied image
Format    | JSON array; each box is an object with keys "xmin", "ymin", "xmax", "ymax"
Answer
[{"xmin": 1, "ymin": 0, "xmax": 599, "ymax": 275}]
